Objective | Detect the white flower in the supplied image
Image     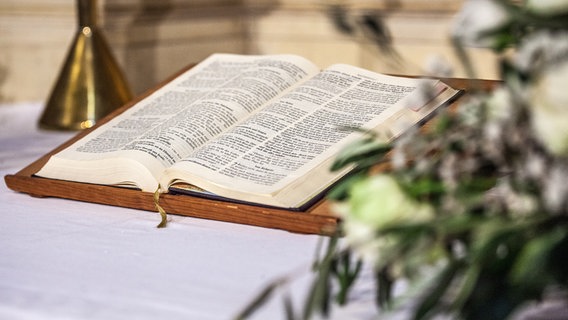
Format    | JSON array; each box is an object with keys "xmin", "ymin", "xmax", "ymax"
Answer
[
  {"xmin": 338, "ymin": 213, "xmax": 392, "ymax": 266},
  {"xmin": 486, "ymin": 180, "xmax": 538, "ymax": 218},
  {"xmin": 457, "ymin": 96, "xmax": 485, "ymax": 126},
  {"xmin": 486, "ymin": 86, "xmax": 514, "ymax": 122},
  {"xmin": 543, "ymin": 165, "xmax": 568, "ymax": 213},
  {"xmin": 335, "ymin": 175, "xmax": 434, "ymax": 265},
  {"xmin": 527, "ymin": 56, "xmax": 568, "ymax": 156},
  {"xmin": 524, "ymin": 151, "xmax": 546, "ymax": 179},
  {"xmin": 511, "ymin": 31, "xmax": 568, "ymax": 156},
  {"xmin": 451, "ymin": 0, "xmax": 511, "ymax": 48},
  {"xmin": 526, "ymin": 0, "xmax": 568, "ymax": 16},
  {"xmin": 482, "ymin": 87, "xmax": 515, "ymax": 151},
  {"xmin": 515, "ymin": 31, "xmax": 568, "ymax": 74},
  {"xmin": 424, "ymin": 54, "xmax": 454, "ymax": 78}
]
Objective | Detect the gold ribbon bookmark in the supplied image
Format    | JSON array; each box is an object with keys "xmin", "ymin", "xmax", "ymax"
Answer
[{"xmin": 153, "ymin": 185, "xmax": 168, "ymax": 228}]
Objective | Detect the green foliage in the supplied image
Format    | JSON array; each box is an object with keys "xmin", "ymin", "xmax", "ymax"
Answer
[
  {"xmin": 331, "ymin": 138, "xmax": 391, "ymax": 171},
  {"xmin": 239, "ymin": 1, "xmax": 568, "ymax": 319}
]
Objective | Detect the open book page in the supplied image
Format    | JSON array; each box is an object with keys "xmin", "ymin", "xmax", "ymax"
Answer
[
  {"xmin": 161, "ymin": 64, "xmax": 459, "ymax": 208},
  {"xmin": 35, "ymin": 54, "xmax": 320, "ymax": 191}
]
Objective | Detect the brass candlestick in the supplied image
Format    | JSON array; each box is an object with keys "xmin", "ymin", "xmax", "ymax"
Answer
[{"xmin": 39, "ymin": 0, "xmax": 133, "ymax": 130}]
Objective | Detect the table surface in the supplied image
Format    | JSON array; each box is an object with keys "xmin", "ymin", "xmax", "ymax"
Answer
[
  {"xmin": 4, "ymin": 102, "xmax": 564, "ymax": 320},
  {"xmin": 1, "ymin": 103, "xmax": 383, "ymax": 320}
]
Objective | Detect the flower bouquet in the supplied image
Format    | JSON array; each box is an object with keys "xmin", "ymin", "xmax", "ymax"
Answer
[{"xmin": 240, "ymin": 1, "xmax": 568, "ymax": 319}]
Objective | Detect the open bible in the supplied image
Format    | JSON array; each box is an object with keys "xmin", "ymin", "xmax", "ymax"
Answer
[{"xmin": 35, "ymin": 53, "xmax": 460, "ymax": 210}]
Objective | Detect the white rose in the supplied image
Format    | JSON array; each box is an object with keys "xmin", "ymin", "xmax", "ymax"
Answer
[
  {"xmin": 451, "ymin": 0, "xmax": 511, "ymax": 48},
  {"xmin": 345, "ymin": 175, "xmax": 432, "ymax": 229},
  {"xmin": 341, "ymin": 219, "xmax": 394, "ymax": 267},
  {"xmin": 334, "ymin": 175, "xmax": 434, "ymax": 265},
  {"xmin": 526, "ymin": 0, "xmax": 568, "ymax": 15},
  {"xmin": 486, "ymin": 86, "xmax": 514, "ymax": 122},
  {"xmin": 482, "ymin": 87, "xmax": 515, "ymax": 146},
  {"xmin": 510, "ymin": 31, "xmax": 568, "ymax": 156},
  {"xmin": 514, "ymin": 31, "xmax": 568, "ymax": 74},
  {"xmin": 529, "ymin": 60, "xmax": 568, "ymax": 156}
]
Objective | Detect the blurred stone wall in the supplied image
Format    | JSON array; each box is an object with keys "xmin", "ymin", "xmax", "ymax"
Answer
[{"xmin": 0, "ymin": 0, "xmax": 499, "ymax": 105}]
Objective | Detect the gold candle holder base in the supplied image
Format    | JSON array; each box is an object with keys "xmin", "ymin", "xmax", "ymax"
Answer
[{"xmin": 39, "ymin": 0, "xmax": 132, "ymax": 131}]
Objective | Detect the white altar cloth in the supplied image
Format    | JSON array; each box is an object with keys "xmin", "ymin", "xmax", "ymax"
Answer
[
  {"xmin": 0, "ymin": 103, "xmax": 335, "ymax": 320},
  {"xmin": 5, "ymin": 103, "xmax": 559, "ymax": 320}
]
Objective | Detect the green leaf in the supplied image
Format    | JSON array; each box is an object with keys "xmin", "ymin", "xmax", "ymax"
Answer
[
  {"xmin": 456, "ymin": 176, "xmax": 497, "ymax": 195},
  {"xmin": 303, "ymin": 265, "xmax": 332, "ymax": 319},
  {"xmin": 509, "ymin": 227, "xmax": 567, "ymax": 294},
  {"xmin": 331, "ymin": 138, "xmax": 391, "ymax": 171},
  {"xmin": 283, "ymin": 293, "xmax": 296, "ymax": 320},
  {"xmin": 234, "ymin": 280, "xmax": 283, "ymax": 320},
  {"xmin": 471, "ymin": 219, "xmax": 526, "ymax": 269},
  {"xmin": 451, "ymin": 263, "xmax": 481, "ymax": 314},
  {"xmin": 303, "ymin": 236, "xmax": 339, "ymax": 319},
  {"xmin": 326, "ymin": 172, "xmax": 367, "ymax": 201},
  {"xmin": 401, "ymin": 176, "xmax": 445, "ymax": 199},
  {"xmin": 433, "ymin": 112, "xmax": 455, "ymax": 133},
  {"xmin": 376, "ymin": 267, "xmax": 394, "ymax": 309},
  {"xmin": 334, "ymin": 250, "xmax": 363, "ymax": 305},
  {"xmin": 413, "ymin": 259, "xmax": 465, "ymax": 320}
]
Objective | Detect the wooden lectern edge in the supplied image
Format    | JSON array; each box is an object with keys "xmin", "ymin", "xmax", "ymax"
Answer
[
  {"xmin": 4, "ymin": 172, "xmax": 338, "ymax": 235},
  {"xmin": 3, "ymin": 142, "xmax": 339, "ymax": 236}
]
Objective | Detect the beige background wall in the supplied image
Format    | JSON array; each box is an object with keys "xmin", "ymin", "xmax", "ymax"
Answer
[{"xmin": 0, "ymin": 0, "xmax": 500, "ymax": 105}]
